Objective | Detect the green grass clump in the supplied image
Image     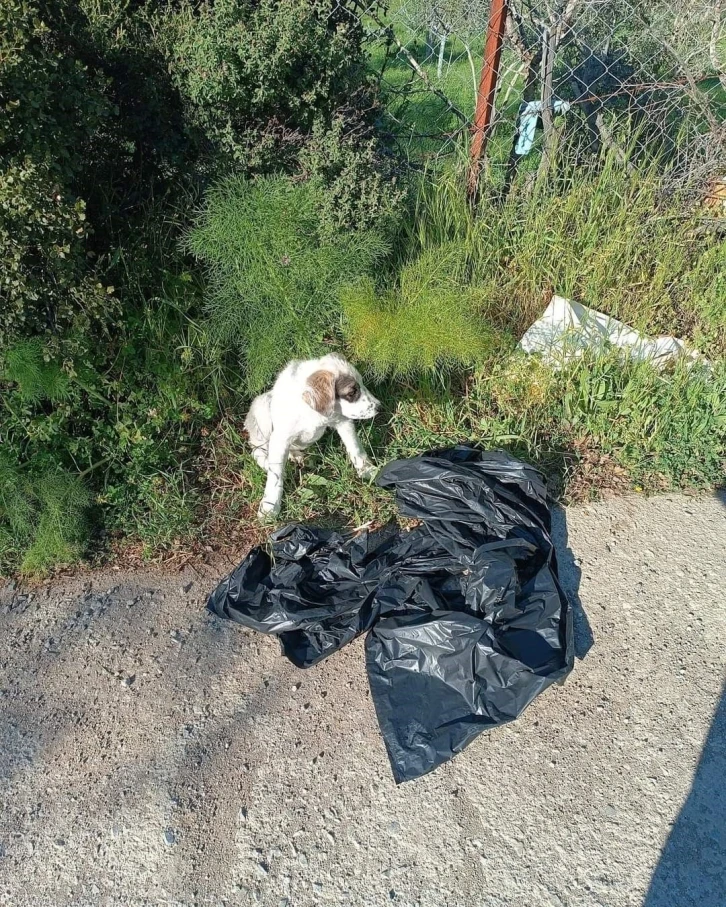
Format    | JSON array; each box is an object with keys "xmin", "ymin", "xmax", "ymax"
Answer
[
  {"xmin": 463, "ymin": 353, "xmax": 726, "ymax": 493},
  {"xmin": 0, "ymin": 456, "xmax": 91, "ymax": 575},
  {"xmin": 2, "ymin": 338, "xmax": 70, "ymax": 403},
  {"xmin": 342, "ymin": 244, "xmax": 504, "ymax": 380},
  {"xmin": 186, "ymin": 175, "xmax": 388, "ymax": 394}
]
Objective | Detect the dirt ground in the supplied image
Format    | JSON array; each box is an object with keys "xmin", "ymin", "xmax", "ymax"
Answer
[{"xmin": 1, "ymin": 492, "xmax": 725, "ymax": 907}]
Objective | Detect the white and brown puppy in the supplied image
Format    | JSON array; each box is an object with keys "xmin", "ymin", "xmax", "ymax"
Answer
[{"xmin": 245, "ymin": 354, "xmax": 380, "ymax": 519}]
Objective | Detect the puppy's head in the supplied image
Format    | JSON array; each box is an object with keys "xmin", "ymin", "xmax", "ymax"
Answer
[{"xmin": 302, "ymin": 359, "xmax": 379, "ymax": 420}]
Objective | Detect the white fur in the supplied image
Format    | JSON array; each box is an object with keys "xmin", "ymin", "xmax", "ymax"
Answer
[{"xmin": 245, "ymin": 354, "xmax": 380, "ymax": 520}]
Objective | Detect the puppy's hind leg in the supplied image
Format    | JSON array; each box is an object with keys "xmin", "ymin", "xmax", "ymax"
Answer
[{"xmin": 289, "ymin": 447, "xmax": 305, "ymax": 466}]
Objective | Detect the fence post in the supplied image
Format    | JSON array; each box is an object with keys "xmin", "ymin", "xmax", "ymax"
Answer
[{"xmin": 467, "ymin": 0, "xmax": 508, "ymax": 201}]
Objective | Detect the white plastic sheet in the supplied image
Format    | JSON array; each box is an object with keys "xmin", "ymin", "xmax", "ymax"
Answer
[{"xmin": 519, "ymin": 295, "xmax": 706, "ymax": 368}]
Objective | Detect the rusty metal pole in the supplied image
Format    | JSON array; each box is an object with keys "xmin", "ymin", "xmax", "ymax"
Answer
[{"xmin": 467, "ymin": 0, "xmax": 508, "ymax": 201}]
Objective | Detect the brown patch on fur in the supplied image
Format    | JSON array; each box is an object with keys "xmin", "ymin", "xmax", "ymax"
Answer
[
  {"xmin": 335, "ymin": 374, "xmax": 360, "ymax": 403},
  {"xmin": 303, "ymin": 369, "xmax": 336, "ymax": 415}
]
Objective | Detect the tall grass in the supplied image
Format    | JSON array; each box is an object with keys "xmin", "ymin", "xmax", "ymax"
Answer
[
  {"xmin": 401, "ymin": 155, "xmax": 726, "ymax": 353},
  {"xmin": 341, "ymin": 243, "xmax": 504, "ymax": 380}
]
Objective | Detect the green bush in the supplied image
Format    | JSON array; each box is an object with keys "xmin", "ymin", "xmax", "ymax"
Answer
[
  {"xmin": 0, "ymin": 0, "xmax": 400, "ymax": 573},
  {"xmin": 0, "ymin": 453, "xmax": 90, "ymax": 575},
  {"xmin": 156, "ymin": 0, "xmax": 399, "ymax": 229},
  {"xmin": 342, "ymin": 244, "xmax": 504, "ymax": 379},
  {"xmin": 186, "ymin": 175, "xmax": 388, "ymax": 393}
]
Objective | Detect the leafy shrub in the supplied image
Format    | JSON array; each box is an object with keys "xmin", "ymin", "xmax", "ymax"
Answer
[
  {"xmin": 156, "ymin": 0, "xmax": 399, "ymax": 229},
  {"xmin": 186, "ymin": 175, "xmax": 388, "ymax": 393},
  {"xmin": 342, "ymin": 244, "xmax": 503, "ymax": 379}
]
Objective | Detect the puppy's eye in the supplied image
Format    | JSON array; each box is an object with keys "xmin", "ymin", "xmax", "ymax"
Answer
[{"xmin": 336, "ymin": 377, "xmax": 361, "ymax": 403}]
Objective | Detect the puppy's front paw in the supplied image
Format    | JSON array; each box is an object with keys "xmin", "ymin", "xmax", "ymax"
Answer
[
  {"xmin": 257, "ymin": 499, "xmax": 280, "ymax": 521},
  {"xmin": 356, "ymin": 460, "xmax": 378, "ymax": 481}
]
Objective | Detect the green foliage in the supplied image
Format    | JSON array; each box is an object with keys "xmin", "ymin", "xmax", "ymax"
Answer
[
  {"xmin": 0, "ymin": 0, "xmax": 399, "ymax": 572},
  {"xmin": 2, "ymin": 338, "xmax": 70, "ymax": 403},
  {"xmin": 156, "ymin": 0, "xmax": 398, "ymax": 228},
  {"xmin": 187, "ymin": 175, "xmax": 388, "ymax": 393},
  {"xmin": 0, "ymin": 0, "xmax": 723, "ymax": 575},
  {"xmin": 464, "ymin": 354, "xmax": 726, "ymax": 492},
  {"xmin": 404, "ymin": 158, "xmax": 726, "ymax": 353},
  {"xmin": 0, "ymin": 453, "xmax": 90, "ymax": 575},
  {"xmin": 342, "ymin": 244, "xmax": 503, "ymax": 379}
]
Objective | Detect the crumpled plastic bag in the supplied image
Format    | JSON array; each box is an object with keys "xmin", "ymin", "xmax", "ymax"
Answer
[
  {"xmin": 519, "ymin": 295, "xmax": 706, "ymax": 368},
  {"xmin": 207, "ymin": 447, "xmax": 574, "ymax": 783}
]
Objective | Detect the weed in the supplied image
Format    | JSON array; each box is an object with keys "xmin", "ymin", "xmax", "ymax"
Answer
[
  {"xmin": 342, "ymin": 243, "xmax": 505, "ymax": 380},
  {"xmin": 186, "ymin": 175, "xmax": 388, "ymax": 394},
  {"xmin": 402, "ymin": 157, "xmax": 726, "ymax": 353}
]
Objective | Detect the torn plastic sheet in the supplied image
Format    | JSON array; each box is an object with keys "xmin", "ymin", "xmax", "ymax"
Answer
[
  {"xmin": 207, "ymin": 447, "xmax": 574, "ymax": 783},
  {"xmin": 519, "ymin": 295, "xmax": 707, "ymax": 367}
]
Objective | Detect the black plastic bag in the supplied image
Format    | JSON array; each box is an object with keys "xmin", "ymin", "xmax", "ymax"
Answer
[{"xmin": 207, "ymin": 447, "xmax": 574, "ymax": 782}]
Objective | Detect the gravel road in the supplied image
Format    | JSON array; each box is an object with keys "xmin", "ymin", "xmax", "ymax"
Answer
[{"xmin": 1, "ymin": 492, "xmax": 724, "ymax": 907}]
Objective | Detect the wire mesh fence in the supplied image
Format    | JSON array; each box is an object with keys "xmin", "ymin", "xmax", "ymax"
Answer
[{"xmin": 344, "ymin": 0, "xmax": 726, "ymax": 200}]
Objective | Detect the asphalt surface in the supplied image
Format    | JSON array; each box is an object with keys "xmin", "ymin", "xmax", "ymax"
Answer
[{"xmin": 1, "ymin": 492, "xmax": 724, "ymax": 907}]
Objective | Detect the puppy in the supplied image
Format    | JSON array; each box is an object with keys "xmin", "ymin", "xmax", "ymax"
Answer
[{"xmin": 245, "ymin": 354, "xmax": 380, "ymax": 519}]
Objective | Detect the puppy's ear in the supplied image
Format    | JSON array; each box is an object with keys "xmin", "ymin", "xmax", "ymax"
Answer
[{"xmin": 303, "ymin": 369, "xmax": 336, "ymax": 415}]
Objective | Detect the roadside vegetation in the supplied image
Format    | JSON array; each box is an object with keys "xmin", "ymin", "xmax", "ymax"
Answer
[{"xmin": 1, "ymin": 0, "xmax": 724, "ymax": 575}]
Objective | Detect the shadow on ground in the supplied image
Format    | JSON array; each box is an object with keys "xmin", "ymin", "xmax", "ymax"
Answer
[
  {"xmin": 643, "ymin": 685, "xmax": 726, "ymax": 906},
  {"xmin": 550, "ymin": 506, "xmax": 594, "ymax": 660},
  {"xmin": 643, "ymin": 488, "xmax": 726, "ymax": 905}
]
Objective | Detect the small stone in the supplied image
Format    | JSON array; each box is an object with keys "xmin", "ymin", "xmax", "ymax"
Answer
[
  {"xmin": 278, "ymin": 900, "xmax": 289, "ymax": 907},
  {"xmin": 181, "ymin": 582, "xmax": 193, "ymax": 594},
  {"xmin": 312, "ymin": 883, "xmax": 323, "ymax": 894},
  {"xmin": 298, "ymin": 853, "xmax": 308, "ymax": 867},
  {"xmin": 239, "ymin": 807, "xmax": 248, "ymax": 822},
  {"xmin": 387, "ymin": 821, "xmax": 401, "ymax": 835},
  {"xmin": 291, "ymin": 683, "xmax": 301, "ymax": 692},
  {"xmin": 256, "ymin": 862, "xmax": 269, "ymax": 877},
  {"xmin": 123, "ymin": 675, "xmax": 136, "ymax": 687},
  {"xmin": 164, "ymin": 829, "xmax": 176, "ymax": 846},
  {"xmin": 53, "ymin": 838, "xmax": 65, "ymax": 849}
]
